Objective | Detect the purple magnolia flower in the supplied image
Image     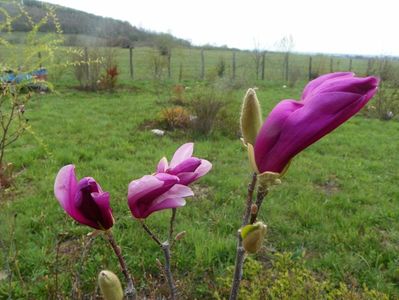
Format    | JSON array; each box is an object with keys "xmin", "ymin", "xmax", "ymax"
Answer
[
  {"xmin": 128, "ymin": 173, "xmax": 193, "ymax": 219},
  {"xmin": 254, "ymin": 72, "xmax": 379, "ymax": 173},
  {"xmin": 54, "ymin": 164, "xmax": 114, "ymax": 230},
  {"xmin": 156, "ymin": 143, "xmax": 212, "ymax": 185}
]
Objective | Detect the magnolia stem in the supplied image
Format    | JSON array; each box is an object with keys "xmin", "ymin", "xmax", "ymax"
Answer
[
  {"xmin": 106, "ymin": 231, "xmax": 136, "ymax": 300},
  {"xmin": 169, "ymin": 208, "xmax": 177, "ymax": 245},
  {"xmin": 242, "ymin": 173, "xmax": 257, "ymax": 226},
  {"xmin": 162, "ymin": 241, "xmax": 178, "ymax": 300},
  {"xmin": 229, "ymin": 173, "xmax": 267, "ymax": 300},
  {"xmin": 141, "ymin": 222, "xmax": 178, "ymax": 300},
  {"xmin": 250, "ymin": 187, "xmax": 269, "ymax": 224}
]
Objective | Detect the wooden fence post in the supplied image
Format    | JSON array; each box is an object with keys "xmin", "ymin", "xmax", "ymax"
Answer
[
  {"xmin": 284, "ymin": 52, "xmax": 289, "ymax": 82},
  {"xmin": 200, "ymin": 49, "xmax": 205, "ymax": 80},
  {"xmin": 366, "ymin": 58, "xmax": 372, "ymax": 76},
  {"xmin": 129, "ymin": 47, "xmax": 134, "ymax": 79},
  {"xmin": 178, "ymin": 62, "xmax": 183, "ymax": 82},
  {"xmin": 349, "ymin": 58, "xmax": 352, "ymax": 71},
  {"xmin": 38, "ymin": 52, "xmax": 42, "ymax": 68},
  {"xmin": 261, "ymin": 51, "xmax": 266, "ymax": 80},
  {"xmin": 330, "ymin": 57, "xmax": 333, "ymax": 73},
  {"xmin": 308, "ymin": 56, "xmax": 312, "ymax": 81},
  {"xmin": 167, "ymin": 51, "xmax": 172, "ymax": 79},
  {"xmin": 232, "ymin": 51, "xmax": 236, "ymax": 80},
  {"xmin": 84, "ymin": 47, "xmax": 89, "ymax": 86}
]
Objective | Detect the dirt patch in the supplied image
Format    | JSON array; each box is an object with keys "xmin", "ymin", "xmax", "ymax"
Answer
[{"xmin": 315, "ymin": 175, "xmax": 341, "ymax": 196}]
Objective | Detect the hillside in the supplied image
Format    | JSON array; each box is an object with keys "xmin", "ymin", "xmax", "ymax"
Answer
[{"xmin": 0, "ymin": 0, "xmax": 192, "ymax": 48}]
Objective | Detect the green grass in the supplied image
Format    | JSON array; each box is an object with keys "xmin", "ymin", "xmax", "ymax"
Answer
[{"xmin": 1, "ymin": 77, "xmax": 399, "ymax": 298}]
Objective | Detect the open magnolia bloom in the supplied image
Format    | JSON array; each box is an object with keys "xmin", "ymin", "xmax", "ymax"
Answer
[
  {"xmin": 128, "ymin": 173, "xmax": 194, "ymax": 219},
  {"xmin": 251, "ymin": 72, "xmax": 378, "ymax": 174},
  {"xmin": 54, "ymin": 164, "xmax": 114, "ymax": 230},
  {"xmin": 156, "ymin": 143, "xmax": 212, "ymax": 185}
]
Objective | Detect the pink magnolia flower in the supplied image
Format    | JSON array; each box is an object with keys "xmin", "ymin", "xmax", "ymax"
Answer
[
  {"xmin": 156, "ymin": 143, "xmax": 212, "ymax": 185},
  {"xmin": 128, "ymin": 173, "xmax": 193, "ymax": 219},
  {"xmin": 254, "ymin": 72, "xmax": 379, "ymax": 173},
  {"xmin": 54, "ymin": 164, "xmax": 114, "ymax": 230}
]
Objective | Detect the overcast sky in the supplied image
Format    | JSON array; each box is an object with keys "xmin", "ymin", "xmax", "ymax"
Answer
[{"xmin": 44, "ymin": 0, "xmax": 397, "ymax": 56}]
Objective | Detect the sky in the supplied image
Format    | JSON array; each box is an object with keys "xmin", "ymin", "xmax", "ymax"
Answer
[{"xmin": 43, "ymin": 0, "xmax": 398, "ymax": 56}]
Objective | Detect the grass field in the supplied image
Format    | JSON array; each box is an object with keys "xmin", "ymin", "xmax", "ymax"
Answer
[{"xmin": 1, "ymin": 66, "xmax": 399, "ymax": 298}]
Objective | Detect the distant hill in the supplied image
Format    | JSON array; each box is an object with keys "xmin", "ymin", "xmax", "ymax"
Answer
[{"xmin": 0, "ymin": 0, "xmax": 192, "ymax": 48}]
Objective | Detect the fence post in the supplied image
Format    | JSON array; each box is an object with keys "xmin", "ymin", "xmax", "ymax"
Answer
[
  {"xmin": 38, "ymin": 52, "xmax": 42, "ymax": 68},
  {"xmin": 261, "ymin": 51, "xmax": 266, "ymax": 80},
  {"xmin": 84, "ymin": 47, "xmax": 89, "ymax": 86},
  {"xmin": 200, "ymin": 49, "xmax": 205, "ymax": 80},
  {"xmin": 366, "ymin": 58, "xmax": 372, "ymax": 76},
  {"xmin": 330, "ymin": 57, "xmax": 333, "ymax": 73},
  {"xmin": 349, "ymin": 58, "xmax": 352, "ymax": 72},
  {"xmin": 232, "ymin": 51, "xmax": 236, "ymax": 80},
  {"xmin": 178, "ymin": 62, "xmax": 183, "ymax": 82},
  {"xmin": 167, "ymin": 51, "xmax": 172, "ymax": 79},
  {"xmin": 284, "ymin": 52, "xmax": 289, "ymax": 82},
  {"xmin": 129, "ymin": 47, "xmax": 134, "ymax": 79},
  {"xmin": 308, "ymin": 56, "xmax": 312, "ymax": 81}
]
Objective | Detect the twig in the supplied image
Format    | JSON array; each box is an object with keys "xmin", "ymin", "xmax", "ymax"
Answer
[
  {"xmin": 249, "ymin": 187, "xmax": 269, "ymax": 224},
  {"xmin": 161, "ymin": 241, "xmax": 177, "ymax": 300},
  {"xmin": 242, "ymin": 173, "xmax": 257, "ymax": 226},
  {"xmin": 229, "ymin": 231, "xmax": 245, "ymax": 300},
  {"xmin": 169, "ymin": 208, "xmax": 177, "ymax": 248},
  {"xmin": 140, "ymin": 222, "xmax": 162, "ymax": 247},
  {"xmin": 106, "ymin": 231, "xmax": 136, "ymax": 300},
  {"xmin": 229, "ymin": 173, "xmax": 259, "ymax": 300},
  {"xmin": 72, "ymin": 235, "xmax": 95, "ymax": 299},
  {"xmin": 140, "ymin": 221, "xmax": 178, "ymax": 300}
]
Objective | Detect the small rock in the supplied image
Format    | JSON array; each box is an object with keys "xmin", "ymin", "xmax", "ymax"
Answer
[{"xmin": 151, "ymin": 129, "xmax": 165, "ymax": 136}]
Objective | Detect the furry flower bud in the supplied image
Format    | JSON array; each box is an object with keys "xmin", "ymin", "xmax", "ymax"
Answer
[
  {"xmin": 241, "ymin": 221, "xmax": 267, "ymax": 254},
  {"xmin": 98, "ymin": 270, "xmax": 123, "ymax": 300},
  {"xmin": 240, "ymin": 88, "xmax": 262, "ymax": 146}
]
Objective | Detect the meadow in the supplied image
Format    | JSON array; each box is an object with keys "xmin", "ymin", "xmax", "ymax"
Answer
[{"xmin": 1, "ymin": 42, "xmax": 399, "ymax": 299}]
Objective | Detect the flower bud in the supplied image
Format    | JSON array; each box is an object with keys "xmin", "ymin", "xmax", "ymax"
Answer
[
  {"xmin": 98, "ymin": 270, "xmax": 123, "ymax": 300},
  {"xmin": 175, "ymin": 231, "xmax": 187, "ymax": 241},
  {"xmin": 240, "ymin": 88, "xmax": 263, "ymax": 146},
  {"xmin": 241, "ymin": 221, "xmax": 267, "ymax": 254}
]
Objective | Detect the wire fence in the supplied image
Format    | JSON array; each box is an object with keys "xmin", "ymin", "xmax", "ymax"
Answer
[{"xmin": 109, "ymin": 47, "xmax": 382, "ymax": 84}]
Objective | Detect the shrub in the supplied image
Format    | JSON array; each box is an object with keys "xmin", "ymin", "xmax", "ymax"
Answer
[
  {"xmin": 214, "ymin": 253, "xmax": 389, "ymax": 300},
  {"xmin": 170, "ymin": 84, "xmax": 186, "ymax": 105},
  {"xmin": 160, "ymin": 106, "xmax": 190, "ymax": 130},
  {"xmin": 189, "ymin": 88, "xmax": 225, "ymax": 135},
  {"xmin": 71, "ymin": 48, "xmax": 103, "ymax": 91},
  {"xmin": 99, "ymin": 66, "xmax": 119, "ymax": 91}
]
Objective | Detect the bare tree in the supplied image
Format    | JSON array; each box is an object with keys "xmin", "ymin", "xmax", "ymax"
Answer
[{"xmin": 276, "ymin": 35, "xmax": 295, "ymax": 82}]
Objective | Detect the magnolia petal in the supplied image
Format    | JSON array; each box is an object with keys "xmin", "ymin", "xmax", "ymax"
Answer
[
  {"xmin": 54, "ymin": 166, "xmax": 99, "ymax": 229},
  {"xmin": 308, "ymin": 75, "xmax": 378, "ymax": 98},
  {"xmin": 168, "ymin": 157, "xmax": 201, "ymax": 174},
  {"xmin": 170, "ymin": 143, "xmax": 194, "ymax": 168},
  {"xmin": 195, "ymin": 159, "xmax": 212, "ymax": 178},
  {"xmin": 301, "ymin": 72, "xmax": 353, "ymax": 100},
  {"xmin": 156, "ymin": 157, "xmax": 168, "ymax": 173},
  {"xmin": 141, "ymin": 184, "xmax": 193, "ymax": 218},
  {"xmin": 54, "ymin": 164, "xmax": 78, "ymax": 214},
  {"xmin": 127, "ymin": 175, "xmax": 164, "ymax": 205},
  {"xmin": 175, "ymin": 172, "xmax": 198, "ymax": 186},
  {"xmin": 91, "ymin": 192, "xmax": 114, "ymax": 230}
]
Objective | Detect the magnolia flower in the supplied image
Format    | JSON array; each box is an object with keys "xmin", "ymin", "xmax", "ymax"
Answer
[
  {"xmin": 128, "ymin": 173, "xmax": 193, "ymax": 219},
  {"xmin": 156, "ymin": 143, "xmax": 212, "ymax": 185},
  {"xmin": 54, "ymin": 164, "xmax": 114, "ymax": 230},
  {"xmin": 253, "ymin": 72, "xmax": 378, "ymax": 174}
]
